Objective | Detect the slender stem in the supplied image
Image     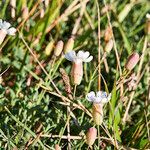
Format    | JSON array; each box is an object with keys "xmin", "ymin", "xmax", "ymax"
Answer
[
  {"xmin": 4, "ymin": 106, "xmax": 46, "ymax": 149},
  {"xmin": 103, "ymin": 0, "xmax": 122, "ymax": 76},
  {"xmin": 20, "ymin": 32, "xmax": 61, "ymax": 95},
  {"xmin": 58, "ymin": 113, "xmax": 71, "ymax": 144},
  {"xmin": 73, "ymin": 85, "xmax": 77, "ymax": 99},
  {"xmin": 67, "ymin": 106, "xmax": 71, "ymax": 150},
  {"xmin": 97, "ymin": 125, "xmax": 100, "ymax": 149},
  {"xmin": 96, "ymin": 0, "xmax": 101, "ymax": 91},
  {"xmin": 122, "ymin": 36, "xmax": 148, "ymax": 123}
]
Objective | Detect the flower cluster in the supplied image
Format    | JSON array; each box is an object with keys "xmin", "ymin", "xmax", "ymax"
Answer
[
  {"xmin": 65, "ymin": 50, "xmax": 111, "ymax": 127},
  {"xmin": 64, "ymin": 48, "xmax": 139, "ymax": 146}
]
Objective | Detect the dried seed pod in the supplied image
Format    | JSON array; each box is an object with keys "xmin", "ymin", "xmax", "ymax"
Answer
[
  {"xmin": 54, "ymin": 40, "xmax": 64, "ymax": 57},
  {"xmin": 126, "ymin": 73, "xmax": 137, "ymax": 91},
  {"xmin": 92, "ymin": 103, "xmax": 103, "ymax": 125},
  {"xmin": 105, "ymin": 39, "xmax": 113, "ymax": 53},
  {"xmin": 104, "ymin": 26, "xmax": 113, "ymax": 42},
  {"xmin": 125, "ymin": 52, "xmax": 140, "ymax": 71},
  {"xmin": 71, "ymin": 62, "xmax": 83, "ymax": 85},
  {"xmin": 59, "ymin": 68, "xmax": 71, "ymax": 94},
  {"xmin": 64, "ymin": 37, "xmax": 74, "ymax": 53},
  {"xmin": 86, "ymin": 127, "xmax": 97, "ymax": 147}
]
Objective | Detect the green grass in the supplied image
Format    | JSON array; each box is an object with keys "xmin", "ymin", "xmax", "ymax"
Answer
[{"xmin": 0, "ymin": 0, "xmax": 150, "ymax": 149}]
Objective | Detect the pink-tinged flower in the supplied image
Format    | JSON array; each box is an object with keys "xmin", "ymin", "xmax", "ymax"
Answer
[
  {"xmin": 86, "ymin": 127, "xmax": 97, "ymax": 147},
  {"xmin": 125, "ymin": 52, "xmax": 140, "ymax": 71},
  {"xmin": 65, "ymin": 50, "xmax": 93, "ymax": 85},
  {"xmin": 0, "ymin": 19, "xmax": 16, "ymax": 45},
  {"xmin": 86, "ymin": 91, "xmax": 111, "ymax": 125}
]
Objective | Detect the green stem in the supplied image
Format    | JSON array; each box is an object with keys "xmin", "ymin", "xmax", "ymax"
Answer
[
  {"xmin": 4, "ymin": 106, "xmax": 46, "ymax": 149},
  {"xmin": 73, "ymin": 85, "xmax": 77, "ymax": 100},
  {"xmin": 97, "ymin": 125, "xmax": 100, "ymax": 149}
]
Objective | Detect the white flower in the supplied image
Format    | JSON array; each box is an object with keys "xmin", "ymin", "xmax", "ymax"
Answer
[
  {"xmin": 0, "ymin": 19, "xmax": 16, "ymax": 35},
  {"xmin": 86, "ymin": 91, "xmax": 111, "ymax": 104},
  {"xmin": 65, "ymin": 50, "xmax": 93, "ymax": 64},
  {"xmin": 146, "ymin": 13, "xmax": 150, "ymax": 19}
]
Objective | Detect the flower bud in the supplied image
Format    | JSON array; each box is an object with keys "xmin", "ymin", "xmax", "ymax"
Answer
[
  {"xmin": 105, "ymin": 39, "xmax": 113, "ymax": 53},
  {"xmin": 10, "ymin": 0, "xmax": 16, "ymax": 18},
  {"xmin": 54, "ymin": 40, "xmax": 64, "ymax": 57},
  {"xmin": 40, "ymin": 8, "xmax": 45, "ymax": 18},
  {"xmin": 45, "ymin": 40, "xmax": 54, "ymax": 56},
  {"xmin": 55, "ymin": 144, "xmax": 61, "ymax": 150},
  {"xmin": 104, "ymin": 26, "xmax": 113, "ymax": 42},
  {"xmin": 0, "ymin": 76, "xmax": 3, "ymax": 84},
  {"xmin": 22, "ymin": 6, "xmax": 29, "ymax": 20},
  {"xmin": 45, "ymin": 0, "xmax": 50, "ymax": 7},
  {"xmin": 145, "ymin": 14, "xmax": 150, "ymax": 35},
  {"xmin": 64, "ymin": 37, "xmax": 74, "ymax": 53},
  {"xmin": 71, "ymin": 62, "xmax": 83, "ymax": 85},
  {"xmin": 86, "ymin": 127, "xmax": 97, "ymax": 147},
  {"xmin": 0, "ymin": 29, "xmax": 7, "ymax": 45},
  {"xmin": 92, "ymin": 103, "xmax": 103, "ymax": 125},
  {"xmin": 125, "ymin": 52, "xmax": 140, "ymax": 71}
]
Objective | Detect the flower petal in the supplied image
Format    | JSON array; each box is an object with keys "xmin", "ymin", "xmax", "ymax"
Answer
[
  {"xmin": 97, "ymin": 91, "xmax": 111, "ymax": 103},
  {"xmin": 65, "ymin": 50, "xmax": 76, "ymax": 62},
  {"xmin": 77, "ymin": 51, "xmax": 84, "ymax": 58},
  {"xmin": 82, "ymin": 51, "xmax": 90, "ymax": 60},
  {"xmin": 108, "ymin": 93, "xmax": 111, "ymax": 100},
  {"xmin": 0, "ymin": 19, "xmax": 3, "ymax": 29},
  {"xmin": 97, "ymin": 91, "xmax": 102, "ymax": 97},
  {"xmin": 94, "ymin": 97, "xmax": 102, "ymax": 103},
  {"xmin": 7, "ymin": 27, "xmax": 16, "ymax": 35},
  {"xmin": 2, "ymin": 21, "xmax": 11, "ymax": 29},
  {"xmin": 83, "ymin": 56, "xmax": 93, "ymax": 62},
  {"xmin": 100, "ymin": 98, "xmax": 109, "ymax": 103},
  {"xmin": 86, "ymin": 91, "xmax": 96, "ymax": 102},
  {"xmin": 146, "ymin": 13, "xmax": 150, "ymax": 19},
  {"xmin": 101, "ymin": 91, "xmax": 108, "ymax": 98}
]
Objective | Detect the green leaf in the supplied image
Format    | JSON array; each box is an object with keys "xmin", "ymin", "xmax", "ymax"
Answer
[
  {"xmin": 108, "ymin": 82, "xmax": 117, "ymax": 128},
  {"xmin": 30, "ymin": 0, "xmax": 61, "ymax": 36}
]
